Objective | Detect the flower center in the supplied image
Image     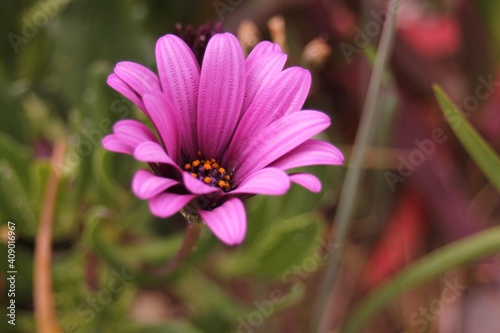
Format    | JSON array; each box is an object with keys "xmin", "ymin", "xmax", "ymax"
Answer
[
  {"xmin": 184, "ymin": 152, "xmax": 232, "ymax": 192},
  {"xmin": 174, "ymin": 21, "xmax": 223, "ymax": 66}
]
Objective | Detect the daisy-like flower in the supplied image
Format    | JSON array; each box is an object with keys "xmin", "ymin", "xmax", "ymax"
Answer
[{"xmin": 102, "ymin": 32, "xmax": 343, "ymax": 246}]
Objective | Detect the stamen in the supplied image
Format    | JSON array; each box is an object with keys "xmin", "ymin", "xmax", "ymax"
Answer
[
  {"xmin": 183, "ymin": 153, "xmax": 233, "ymax": 191},
  {"xmin": 218, "ymin": 180, "xmax": 230, "ymax": 189}
]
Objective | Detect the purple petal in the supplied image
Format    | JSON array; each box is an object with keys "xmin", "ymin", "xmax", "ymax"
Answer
[
  {"xmin": 199, "ymin": 198, "xmax": 247, "ymax": 246},
  {"xmin": 245, "ymin": 41, "xmax": 283, "ymax": 69},
  {"xmin": 133, "ymin": 141, "xmax": 179, "ymax": 168},
  {"xmin": 149, "ymin": 193, "xmax": 195, "ymax": 218},
  {"xmin": 114, "ymin": 61, "xmax": 161, "ymax": 96},
  {"xmin": 232, "ymin": 111, "xmax": 331, "ymax": 179},
  {"xmin": 156, "ymin": 35, "xmax": 200, "ymax": 157},
  {"xmin": 113, "ymin": 119, "xmax": 158, "ymax": 150},
  {"xmin": 132, "ymin": 170, "xmax": 179, "ymax": 199},
  {"xmin": 102, "ymin": 134, "xmax": 132, "ymax": 154},
  {"xmin": 289, "ymin": 173, "xmax": 322, "ymax": 193},
  {"xmin": 271, "ymin": 139, "xmax": 344, "ymax": 170},
  {"xmin": 197, "ymin": 33, "xmax": 246, "ymax": 159},
  {"xmin": 143, "ymin": 92, "xmax": 181, "ymax": 162},
  {"xmin": 229, "ymin": 67, "xmax": 311, "ymax": 156},
  {"xmin": 103, "ymin": 120, "xmax": 158, "ymax": 156},
  {"xmin": 182, "ymin": 172, "xmax": 222, "ymax": 195},
  {"xmin": 107, "ymin": 74, "xmax": 146, "ymax": 114},
  {"xmin": 242, "ymin": 49, "xmax": 287, "ymax": 115},
  {"xmin": 230, "ymin": 168, "xmax": 290, "ymax": 195}
]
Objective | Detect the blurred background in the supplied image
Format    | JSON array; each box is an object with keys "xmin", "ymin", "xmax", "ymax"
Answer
[{"xmin": 1, "ymin": 0, "xmax": 500, "ymax": 332}]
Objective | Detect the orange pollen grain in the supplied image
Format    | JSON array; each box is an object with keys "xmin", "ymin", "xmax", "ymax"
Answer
[
  {"xmin": 218, "ymin": 180, "xmax": 229, "ymax": 188},
  {"xmin": 186, "ymin": 154, "xmax": 232, "ymax": 191}
]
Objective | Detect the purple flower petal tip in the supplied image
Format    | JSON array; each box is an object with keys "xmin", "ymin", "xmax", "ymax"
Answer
[
  {"xmin": 231, "ymin": 168, "xmax": 290, "ymax": 196},
  {"xmin": 289, "ymin": 173, "xmax": 322, "ymax": 193},
  {"xmin": 132, "ymin": 170, "xmax": 179, "ymax": 200},
  {"xmin": 149, "ymin": 193, "xmax": 195, "ymax": 218},
  {"xmin": 133, "ymin": 141, "xmax": 178, "ymax": 167},
  {"xmin": 272, "ymin": 139, "xmax": 344, "ymax": 170},
  {"xmin": 102, "ymin": 134, "xmax": 132, "ymax": 154},
  {"xmin": 200, "ymin": 198, "xmax": 247, "ymax": 246}
]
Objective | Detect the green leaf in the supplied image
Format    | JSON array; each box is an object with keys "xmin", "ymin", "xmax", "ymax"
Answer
[
  {"xmin": 433, "ymin": 84, "xmax": 500, "ymax": 191},
  {"xmin": 91, "ymin": 148, "xmax": 130, "ymax": 208},
  {"xmin": 29, "ymin": 160, "xmax": 51, "ymax": 209},
  {"xmin": 86, "ymin": 207, "xmax": 191, "ymax": 281},
  {"xmin": 341, "ymin": 226, "xmax": 500, "ymax": 333},
  {"xmin": 0, "ymin": 131, "xmax": 32, "ymax": 190},
  {"xmin": 119, "ymin": 235, "xmax": 184, "ymax": 265},
  {"xmin": 53, "ymin": 0, "xmax": 150, "ymax": 101},
  {"xmin": 86, "ymin": 207, "xmax": 140, "ymax": 272},
  {"xmin": 222, "ymin": 213, "xmax": 324, "ymax": 278},
  {"xmin": 0, "ymin": 91, "xmax": 27, "ymax": 145},
  {"xmin": 30, "ymin": 160, "xmax": 79, "ymax": 239},
  {"xmin": 0, "ymin": 161, "xmax": 36, "ymax": 236},
  {"xmin": 175, "ymin": 268, "xmax": 247, "ymax": 318},
  {"xmin": 245, "ymin": 177, "xmax": 325, "ymax": 245}
]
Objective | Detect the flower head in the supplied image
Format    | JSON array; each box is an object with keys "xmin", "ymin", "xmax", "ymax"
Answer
[{"xmin": 103, "ymin": 32, "xmax": 343, "ymax": 245}]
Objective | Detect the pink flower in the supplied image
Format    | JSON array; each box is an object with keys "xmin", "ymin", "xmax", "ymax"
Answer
[{"xmin": 102, "ymin": 32, "xmax": 343, "ymax": 245}]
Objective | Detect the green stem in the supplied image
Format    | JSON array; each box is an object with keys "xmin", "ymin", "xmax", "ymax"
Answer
[
  {"xmin": 149, "ymin": 210, "xmax": 202, "ymax": 276},
  {"xmin": 312, "ymin": 1, "xmax": 400, "ymax": 332}
]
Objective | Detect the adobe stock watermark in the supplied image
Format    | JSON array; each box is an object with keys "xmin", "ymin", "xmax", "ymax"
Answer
[
  {"xmin": 213, "ymin": 0, "xmax": 244, "ymax": 21},
  {"xmin": 385, "ymin": 74, "xmax": 500, "ymax": 191},
  {"xmin": 385, "ymin": 129, "xmax": 447, "ymax": 192},
  {"xmin": 444, "ymin": 74, "xmax": 500, "ymax": 126},
  {"xmin": 340, "ymin": 0, "xmax": 410, "ymax": 63},
  {"xmin": 403, "ymin": 278, "xmax": 466, "ymax": 333},
  {"xmin": 7, "ymin": 0, "xmax": 71, "ymax": 54},
  {"xmin": 236, "ymin": 238, "xmax": 338, "ymax": 333},
  {"xmin": 52, "ymin": 97, "xmax": 132, "ymax": 178},
  {"xmin": 63, "ymin": 267, "xmax": 134, "ymax": 333}
]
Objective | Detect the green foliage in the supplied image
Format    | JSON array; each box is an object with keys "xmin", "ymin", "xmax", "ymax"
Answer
[
  {"xmin": 434, "ymin": 84, "xmax": 500, "ymax": 191},
  {"xmin": 0, "ymin": 161, "xmax": 36, "ymax": 235},
  {"xmin": 221, "ymin": 213, "xmax": 324, "ymax": 278},
  {"xmin": 341, "ymin": 226, "xmax": 500, "ymax": 333}
]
